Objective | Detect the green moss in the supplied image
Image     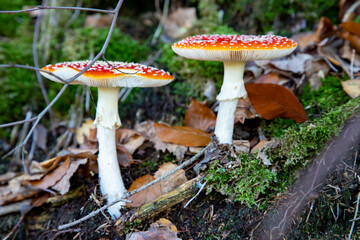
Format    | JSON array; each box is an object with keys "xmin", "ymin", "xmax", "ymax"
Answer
[
  {"xmin": 62, "ymin": 27, "xmax": 151, "ymax": 62},
  {"xmin": 0, "ymin": 1, "xmax": 37, "ymax": 37},
  {"xmin": 301, "ymin": 76, "xmax": 351, "ymax": 116},
  {"xmin": 205, "ymin": 155, "xmax": 276, "ymax": 207},
  {"xmin": 205, "ymin": 93, "xmax": 360, "ymax": 206},
  {"xmin": 124, "ymin": 219, "xmax": 142, "ymax": 234},
  {"xmin": 268, "ymin": 96, "xmax": 360, "ymax": 173}
]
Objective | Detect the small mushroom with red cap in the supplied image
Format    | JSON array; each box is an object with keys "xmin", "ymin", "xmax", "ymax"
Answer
[
  {"xmin": 172, "ymin": 34, "xmax": 298, "ymax": 144},
  {"xmin": 40, "ymin": 60, "xmax": 174, "ymax": 218}
]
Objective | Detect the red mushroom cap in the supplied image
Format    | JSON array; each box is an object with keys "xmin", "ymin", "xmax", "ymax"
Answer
[
  {"xmin": 41, "ymin": 61, "xmax": 174, "ymax": 87},
  {"xmin": 172, "ymin": 34, "xmax": 298, "ymax": 62}
]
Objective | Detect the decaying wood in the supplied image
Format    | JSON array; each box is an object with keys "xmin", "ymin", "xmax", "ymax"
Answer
[{"xmin": 117, "ymin": 176, "xmax": 202, "ymax": 225}]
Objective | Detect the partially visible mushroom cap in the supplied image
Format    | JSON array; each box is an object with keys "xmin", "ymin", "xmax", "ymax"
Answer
[
  {"xmin": 41, "ymin": 61, "xmax": 174, "ymax": 87},
  {"xmin": 172, "ymin": 34, "xmax": 298, "ymax": 62}
]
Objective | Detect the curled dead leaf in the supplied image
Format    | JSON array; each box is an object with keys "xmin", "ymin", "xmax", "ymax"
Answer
[
  {"xmin": 154, "ymin": 163, "xmax": 187, "ymax": 195},
  {"xmin": 135, "ymin": 121, "xmax": 188, "ymax": 160},
  {"xmin": 30, "ymin": 157, "xmax": 71, "ymax": 190},
  {"xmin": 127, "ymin": 174, "xmax": 162, "ymax": 207},
  {"xmin": 341, "ymin": 79, "xmax": 360, "ymax": 98},
  {"xmin": 52, "ymin": 158, "xmax": 88, "ymax": 195},
  {"xmin": 245, "ymin": 83, "xmax": 308, "ymax": 123},
  {"xmin": 184, "ymin": 98, "xmax": 216, "ymax": 132},
  {"xmin": 76, "ymin": 119, "xmax": 96, "ymax": 146},
  {"xmin": 235, "ymin": 96, "xmax": 257, "ymax": 124}
]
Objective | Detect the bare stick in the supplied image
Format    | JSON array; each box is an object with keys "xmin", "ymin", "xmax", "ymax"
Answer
[
  {"xmin": 0, "ymin": 64, "xmax": 65, "ymax": 82},
  {"xmin": 350, "ymin": 49, "xmax": 355, "ymax": 80},
  {"xmin": 348, "ymin": 192, "xmax": 360, "ymax": 240},
  {"xmin": 0, "ymin": 6, "xmax": 115, "ymax": 14},
  {"xmin": 57, "ymin": 143, "xmax": 213, "ymax": 230},
  {"xmin": 0, "ymin": 117, "xmax": 38, "ymax": 128},
  {"xmin": 151, "ymin": 0, "xmax": 170, "ymax": 45},
  {"xmin": 33, "ymin": 0, "xmax": 56, "ymax": 137}
]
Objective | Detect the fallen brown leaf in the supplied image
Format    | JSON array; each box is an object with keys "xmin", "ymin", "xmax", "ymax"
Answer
[
  {"xmin": 233, "ymin": 140, "xmax": 250, "ymax": 154},
  {"xmin": 339, "ymin": 22, "xmax": 360, "ymax": 37},
  {"xmin": 254, "ymin": 73, "xmax": 280, "ymax": 84},
  {"xmin": 52, "ymin": 158, "xmax": 88, "ymax": 195},
  {"xmin": 30, "ymin": 157, "xmax": 71, "ymax": 190},
  {"xmin": 31, "ymin": 193, "xmax": 50, "ymax": 207},
  {"xmin": 135, "ymin": 121, "xmax": 188, "ymax": 160},
  {"xmin": 246, "ymin": 83, "xmax": 308, "ymax": 123},
  {"xmin": 184, "ymin": 98, "xmax": 216, "ymax": 132},
  {"xmin": 341, "ymin": 79, "xmax": 360, "ymax": 98},
  {"xmin": 292, "ymin": 31, "xmax": 317, "ymax": 51},
  {"xmin": 127, "ymin": 174, "xmax": 162, "ymax": 207},
  {"xmin": 116, "ymin": 144, "xmax": 135, "ymax": 167},
  {"xmin": 76, "ymin": 119, "xmax": 96, "ymax": 146},
  {"xmin": 315, "ymin": 17, "xmax": 335, "ymax": 43},
  {"xmin": 337, "ymin": 29, "xmax": 360, "ymax": 51},
  {"xmin": 154, "ymin": 163, "xmax": 187, "ymax": 195},
  {"xmin": 251, "ymin": 140, "xmax": 269, "ymax": 153},
  {"xmin": 116, "ymin": 129, "xmax": 146, "ymax": 155},
  {"xmin": 235, "ymin": 96, "xmax": 257, "ymax": 124},
  {"xmin": 153, "ymin": 123, "xmax": 211, "ymax": 147}
]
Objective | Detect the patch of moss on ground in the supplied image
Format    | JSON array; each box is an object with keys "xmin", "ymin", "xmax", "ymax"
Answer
[
  {"xmin": 206, "ymin": 96, "xmax": 360, "ymax": 207},
  {"xmin": 205, "ymin": 155, "xmax": 276, "ymax": 207},
  {"xmin": 268, "ymin": 97, "xmax": 360, "ymax": 170},
  {"xmin": 301, "ymin": 76, "xmax": 351, "ymax": 116}
]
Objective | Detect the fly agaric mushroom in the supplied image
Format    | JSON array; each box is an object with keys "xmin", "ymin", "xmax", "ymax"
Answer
[
  {"xmin": 40, "ymin": 61, "xmax": 173, "ymax": 218},
  {"xmin": 172, "ymin": 35, "xmax": 297, "ymax": 144}
]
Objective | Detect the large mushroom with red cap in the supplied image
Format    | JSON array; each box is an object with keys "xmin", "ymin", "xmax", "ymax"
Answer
[
  {"xmin": 41, "ymin": 60, "xmax": 174, "ymax": 218},
  {"xmin": 172, "ymin": 34, "xmax": 298, "ymax": 144}
]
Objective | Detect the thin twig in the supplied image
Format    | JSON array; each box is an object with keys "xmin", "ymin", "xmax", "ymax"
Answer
[
  {"xmin": 350, "ymin": 49, "xmax": 355, "ymax": 80},
  {"xmin": 0, "ymin": 6, "xmax": 115, "ymax": 14},
  {"xmin": 151, "ymin": 0, "xmax": 170, "ymax": 45},
  {"xmin": 0, "ymin": 117, "xmax": 38, "ymax": 129},
  {"xmin": 348, "ymin": 192, "xmax": 360, "ymax": 240},
  {"xmin": 0, "ymin": 64, "xmax": 65, "ymax": 83},
  {"xmin": 33, "ymin": 0, "xmax": 56, "ymax": 138},
  {"xmin": 57, "ymin": 143, "xmax": 213, "ymax": 230}
]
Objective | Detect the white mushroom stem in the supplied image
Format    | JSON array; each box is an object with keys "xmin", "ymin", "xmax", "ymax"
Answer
[
  {"xmin": 214, "ymin": 61, "xmax": 247, "ymax": 144},
  {"xmin": 95, "ymin": 87, "xmax": 126, "ymax": 219}
]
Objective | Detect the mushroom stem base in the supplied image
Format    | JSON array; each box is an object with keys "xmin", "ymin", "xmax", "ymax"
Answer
[
  {"xmin": 97, "ymin": 125, "xmax": 126, "ymax": 219},
  {"xmin": 214, "ymin": 99, "xmax": 238, "ymax": 144}
]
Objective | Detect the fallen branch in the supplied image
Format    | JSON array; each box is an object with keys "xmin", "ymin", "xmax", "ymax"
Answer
[
  {"xmin": 57, "ymin": 143, "xmax": 213, "ymax": 230},
  {"xmin": 123, "ymin": 176, "xmax": 202, "ymax": 224}
]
